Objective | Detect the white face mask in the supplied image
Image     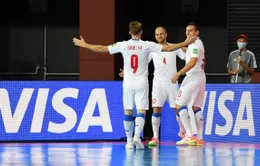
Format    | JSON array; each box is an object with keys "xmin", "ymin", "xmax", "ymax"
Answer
[{"xmin": 237, "ymin": 42, "xmax": 247, "ymax": 49}]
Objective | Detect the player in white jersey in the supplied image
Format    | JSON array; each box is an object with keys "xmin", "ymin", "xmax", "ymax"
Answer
[
  {"xmin": 73, "ymin": 21, "xmax": 196, "ymax": 149},
  {"xmin": 172, "ymin": 22, "xmax": 206, "ymax": 146},
  {"xmin": 147, "ymin": 26, "xmax": 187, "ymax": 146},
  {"xmin": 119, "ymin": 26, "xmax": 187, "ymax": 146}
]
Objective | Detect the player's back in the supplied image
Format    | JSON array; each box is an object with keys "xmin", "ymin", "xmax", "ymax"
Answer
[
  {"xmin": 185, "ymin": 38, "xmax": 205, "ymax": 76},
  {"xmin": 120, "ymin": 39, "xmax": 162, "ymax": 80}
]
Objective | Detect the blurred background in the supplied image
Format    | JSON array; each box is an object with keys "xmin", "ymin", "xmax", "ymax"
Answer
[{"xmin": 0, "ymin": 0, "xmax": 259, "ymax": 82}]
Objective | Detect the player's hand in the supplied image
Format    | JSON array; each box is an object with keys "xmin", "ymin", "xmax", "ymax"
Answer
[
  {"xmin": 172, "ymin": 74, "xmax": 179, "ymax": 83},
  {"xmin": 73, "ymin": 36, "xmax": 86, "ymax": 47},
  {"xmin": 119, "ymin": 69, "xmax": 124, "ymax": 78},
  {"xmin": 184, "ymin": 35, "xmax": 197, "ymax": 45}
]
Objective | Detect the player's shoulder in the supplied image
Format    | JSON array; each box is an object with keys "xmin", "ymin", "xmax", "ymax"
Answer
[
  {"xmin": 144, "ymin": 40, "xmax": 157, "ymax": 45},
  {"xmin": 188, "ymin": 43, "xmax": 198, "ymax": 49},
  {"xmin": 149, "ymin": 52, "xmax": 156, "ymax": 58},
  {"xmin": 191, "ymin": 38, "xmax": 203, "ymax": 47},
  {"xmin": 113, "ymin": 40, "xmax": 127, "ymax": 45},
  {"xmin": 123, "ymin": 39, "xmax": 132, "ymax": 44},
  {"xmin": 109, "ymin": 41, "xmax": 124, "ymax": 50},
  {"xmin": 113, "ymin": 40, "xmax": 128, "ymax": 50}
]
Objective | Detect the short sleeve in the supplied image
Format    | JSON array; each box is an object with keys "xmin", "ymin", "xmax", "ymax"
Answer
[
  {"xmin": 148, "ymin": 42, "xmax": 163, "ymax": 53},
  {"xmin": 190, "ymin": 45, "xmax": 199, "ymax": 58},
  {"xmin": 108, "ymin": 41, "xmax": 124, "ymax": 55}
]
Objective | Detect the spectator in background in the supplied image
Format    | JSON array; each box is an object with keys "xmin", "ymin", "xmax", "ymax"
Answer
[{"xmin": 227, "ymin": 34, "xmax": 257, "ymax": 83}]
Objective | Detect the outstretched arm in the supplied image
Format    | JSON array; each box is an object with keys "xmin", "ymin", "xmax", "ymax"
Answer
[
  {"xmin": 73, "ymin": 36, "xmax": 109, "ymax": 53},
  {"xmin": 162, "ymin": 36, "xmax": 197, "ymax": 52}
]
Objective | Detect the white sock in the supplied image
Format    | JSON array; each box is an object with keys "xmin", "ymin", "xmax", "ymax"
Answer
[
  {"xmin": 135, "ymin": 115, "xmax": 145, "ymax": 138},
  {"xmin": 179, "ymin": 107, "xmax": 193, "ymax": 137},
  {"xmin": 124, "ymin": 121, "xmax": 133, "ymax": 143},
  {"xmin": 152, "ymin": 114, "xmax": 161, "ymax": 139},
  {"xmin": 176, "ymin": 114, "xmax": 185, "ymax": 132},
  {"xmin": 194, "ymin": 109, "xmax": 204, "ymax": 140}
]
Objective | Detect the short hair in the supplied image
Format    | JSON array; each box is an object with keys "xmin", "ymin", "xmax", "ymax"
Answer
[
  {"xmin": 129, "ymin": 21, "xmax": 142, "ymax": 35},
  {"xmin": 155, "ymin": 26, "xmax": 167, "ymax": 33},
  {"xmin": 187, "ymin": 22, "xmax": 199, "ymax": 31}
]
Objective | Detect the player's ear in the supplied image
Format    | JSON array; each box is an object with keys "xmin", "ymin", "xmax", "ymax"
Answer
[
  {"xmin": 140, "ymin": 30, "xmax": 143, "ymax": 35},
  {"xmin": 196, "ymin": 30, "xmax": 199, "ymax": 36},
  {"xmin": 129, "ymin": 31, "xmax": 132, "ymax": 36}
]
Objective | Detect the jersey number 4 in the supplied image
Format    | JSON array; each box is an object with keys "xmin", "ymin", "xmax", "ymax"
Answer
[
  {"xmin": 163, "ymin": 57, "xmax": 166, "ymax": 64},
  {"xmin": 130, "ymin": 54, "xmax": 138, "ymax": 73}
]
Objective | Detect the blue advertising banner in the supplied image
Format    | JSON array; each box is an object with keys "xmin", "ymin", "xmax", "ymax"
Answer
[
  {"xmin": 0, "ymin": 81, "xmax": 128, "ymax": 140},
  {"xmin": 0, "ymin": 81, "xmax": 259, "ymax": 143},
  {"xmin": 161, "ymin": 84, "xmax": 260, "ymax": 143}
]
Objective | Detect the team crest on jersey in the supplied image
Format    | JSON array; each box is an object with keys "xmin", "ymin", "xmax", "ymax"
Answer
[
  {"xmin": 112, "ymin": 43, "xmax": 117, "ymax": 47},
  {"xmin": 193, "ymin": 48, "xmax": 198, "ymax": 54}
]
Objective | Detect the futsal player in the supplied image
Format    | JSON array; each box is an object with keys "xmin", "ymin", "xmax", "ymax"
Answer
[
  {"xmin": 172, "ymin": 22, "xmax": 205, "ymax": 146},
  {"xmin": 73, "ymin": 21, "xmax": 196, "ymax": 149},
  {"xmin": 147, "ymin": 26, "xmax": 187, "ymax": 146}
]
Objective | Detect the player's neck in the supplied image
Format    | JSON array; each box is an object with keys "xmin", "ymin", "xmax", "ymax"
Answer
[
  {"xmin": 158, "ymin": 41, "xmax": 167, "ymax": 45},
  {"xmin": 131, "ymin": 35, "xmax": 141, "ymax": 40}
]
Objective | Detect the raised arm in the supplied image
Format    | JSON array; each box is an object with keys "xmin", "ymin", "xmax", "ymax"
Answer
[
  {"xmin": 162, "ymin": 42, "xmax": 187, "ymax": 52},
  {"xmin": 73, "ymin": 36, "xmax": 109, "ymax": 53},
  {"xmin": 162, "ymin": 36, "xmax": 197, "ymax": 52},
  {"xmin": 181, "ymin": 47, "xmax": 188, "ymax": 53}
]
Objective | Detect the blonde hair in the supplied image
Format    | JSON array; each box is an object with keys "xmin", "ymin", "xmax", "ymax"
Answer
[{"xmin": 129, "ymin": 21, "xmax": 142, "ymax": 35}]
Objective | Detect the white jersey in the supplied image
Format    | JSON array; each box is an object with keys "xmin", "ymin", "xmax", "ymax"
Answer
[
  {"xmin": 108, "ymin": 39, "xmax": 163, "ymax": 80},
  {"xmin": 185, "ymin": 38, "xmax": 205, "ymax": 76},
  {"xmin": 150, "ymin": 48, "xmax": 185, "ymax": 82}
]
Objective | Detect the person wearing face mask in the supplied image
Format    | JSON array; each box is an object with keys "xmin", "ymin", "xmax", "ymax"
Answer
[{"xmin": 227, "ymin": 34, "xmax": 257, "ymax": 83}]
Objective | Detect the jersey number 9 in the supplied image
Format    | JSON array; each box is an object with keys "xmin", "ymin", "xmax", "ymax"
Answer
[{"xmin": 130, "ymin": 54, "xmax": 138, "ymax": 73}]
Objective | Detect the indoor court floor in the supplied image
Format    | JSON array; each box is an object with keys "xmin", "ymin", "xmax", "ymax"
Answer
[{"xmin": 0, "ymin": 141, "xmax": 258, "ymax": 166}]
